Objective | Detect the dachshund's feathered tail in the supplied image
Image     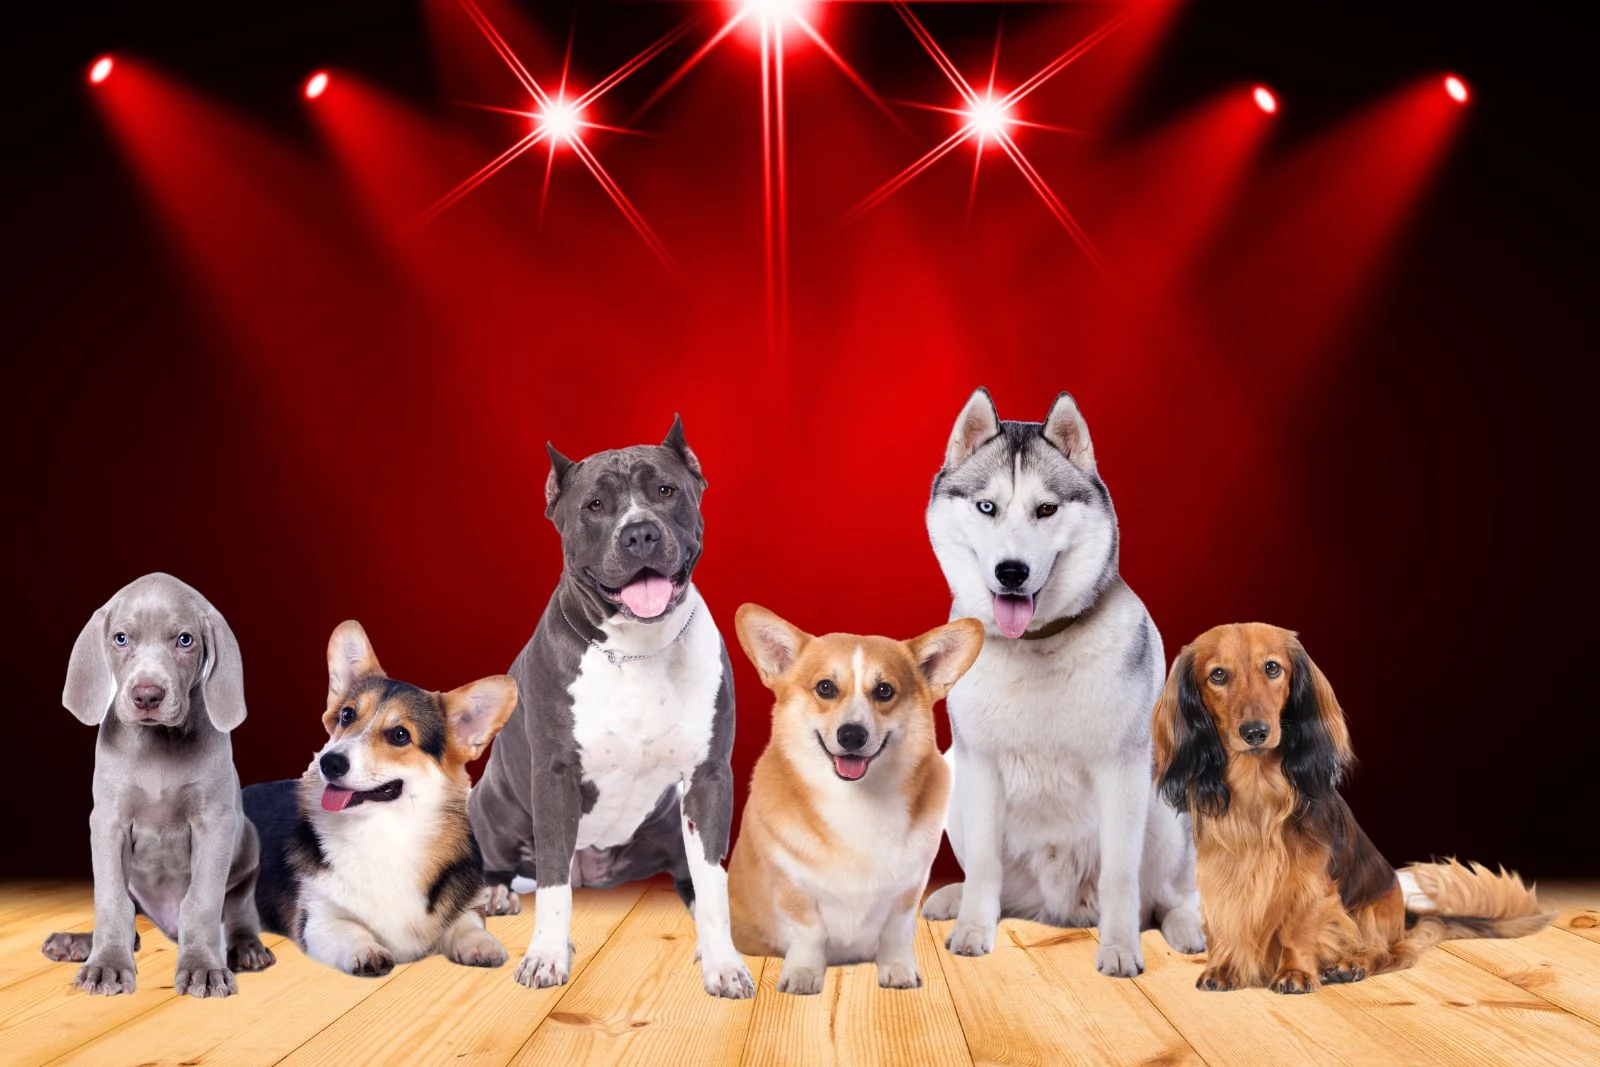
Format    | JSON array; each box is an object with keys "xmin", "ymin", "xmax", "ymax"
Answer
[{"xmin": 1399, "ymin": 858, "xmax": 1555, "ymax": 953}]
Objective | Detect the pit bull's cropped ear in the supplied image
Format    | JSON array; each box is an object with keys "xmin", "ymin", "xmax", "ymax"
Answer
[
  {"xmin": 545, "ymin": 443, "xmax": 575, "ymax": 519},
  {"xmin": 1042, "ymin": 391, "xmax": 1095, "ymax": 472},
  {"xmin": 946, "ymin": 387, "xmax": 1001, "ymax": 470},
  {"xmin": 906, "ymin": 618, "xmax": 985, "ymax": 701},
  {"xmin": 443, "ymin": 675, "xmax": 518, "ymax": 762},
  {"xmin": 662, "ymin": 414, "xmax": 706, "ymax": 487},
  {"xmin": 63, "ymin": 606, "xmax": 114, "ymax": 725},
  {"xmin": 327, "ymin": 620, "xmax": 383, "ymax": 700},
  {"xmin": 200, "ymin": 601, "xmax": 248, "ymax": 732},
  {"xmin": 734, "ymin": 604, "xmax": 810, "ymax": 688}
]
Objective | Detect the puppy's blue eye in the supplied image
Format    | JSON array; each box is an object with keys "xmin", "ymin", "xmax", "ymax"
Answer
[
  {"xmin": 113, "ymin": 633, "xmax": 128, "ymax": 647},
  {"xmin": 177, "ymin": 633, "xmax": 194, "ymax": 648},
  {"xmin": 339, "ymin": 706, "xmax": 357, "ymax": 726},
  {"xmin": 387, "ymin": 726, "xmax": 411, "ymax": 746},
  {"xmin": 815, "ymin": 679, "xmax": 838, "ymax": 699},
  {"xmin": 976, "ymin": 500, "xmax": 996, "ymax": 516}
]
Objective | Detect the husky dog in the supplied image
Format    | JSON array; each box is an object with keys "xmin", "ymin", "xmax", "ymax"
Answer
[{"xmin": 921, "ymin": 388, "xmax": 1205, "ymax": 977}]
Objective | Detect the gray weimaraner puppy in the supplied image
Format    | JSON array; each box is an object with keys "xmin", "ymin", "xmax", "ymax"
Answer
[{"xmin": 42, "ymin": 572, "xmax": 274, "ymax": 997}]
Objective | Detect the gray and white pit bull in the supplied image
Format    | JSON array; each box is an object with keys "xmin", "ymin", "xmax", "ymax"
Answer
[
  {"xmin": 469, "ymin": 417, "xmax": 754, "ymax": 998},
  {"xmin": 44, "ymin": 572, "xmax": 273, "ymax": 997}
]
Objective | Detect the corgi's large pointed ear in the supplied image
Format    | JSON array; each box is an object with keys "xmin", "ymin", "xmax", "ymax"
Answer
[
  {"xmin": 735, "ymin": 604, "xmax": 810, "ymax": 688},
  {"xmin": 63, "ymin": 606, "xmax": 114, "ymax": 725},
  {"xmin": 946, "ymin": 387, "xmax": 1001, "ymax": 470},
  {"xmin": 662, "ymin": 414, "xmax": 706, "ymax": 488},
  {"xmin": 443, "ymin": 675, "xmax": 518, "ymax": 762},
  {"xmin": 1043, "ymin": 391, "xmax": 1095, "ymax": 472},
  {"xmin": 907, "ymin": 618, "xmax": 984, "ymax": 701},
  {"xmin": 545, "ymin": 443, "xmax": 575, "ymax": 519},
  {"xmin": 327, "ymin": 620, "xmax": 382, "ymax": 700}
]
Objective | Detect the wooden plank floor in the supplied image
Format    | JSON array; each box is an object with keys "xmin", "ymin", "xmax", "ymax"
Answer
[{"xmin": 1, "ymin": 880, "xmax": 1596, "ymax": 1066}]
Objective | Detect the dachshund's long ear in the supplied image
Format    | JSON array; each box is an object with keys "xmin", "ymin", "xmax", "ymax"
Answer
[
  {"xmin": 1281, "ymin": 637, "xmax": 1354, "ymax": 805},
  {"xmin": 1153, "ymin": 649, "xmax": 1229, "ymax": 818}
]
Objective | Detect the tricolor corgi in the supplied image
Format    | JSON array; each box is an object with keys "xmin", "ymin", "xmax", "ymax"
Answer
[
  {"xmin": 727, "ymin": 605, "xmax": 983, "ymax": 994},
  {"xmin": 243, "ymin": 621, "xmax": 518, "ymax": 976}
]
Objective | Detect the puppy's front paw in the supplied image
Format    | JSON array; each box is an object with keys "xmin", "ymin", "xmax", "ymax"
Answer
[
  {"xmin": 449, "ymin": 929, "xmax": 508, "ymax": 968},
  {"xmin": 42, "ymin": 931, "xmax": 93, "ymax": 963},
  {"xmin": 344, "ymin": 944, "xmax": 396, "ymax": 978},
  {"xmin": 484, "ymin": 884, "xmax": 522, "ymax": 916},
  {"xmin": 1270, "ymin": 968, "xmax": 1318, "ymax": 995},
  {"xmin": 1160, "ymin": 910, "xmax": 1207, "ymax": 956},
  {"xmin": 514, "ymin": 945, "xmax": 572, "ymax": 988},
  {"xmin": 175, "ymin": 956, "xmax": 238, "ymax": 998},
  {"xmin": 73, "ymin": 954, "xmax": 136, "ymax": 996},
  {"xmin": 701, "ymin": 954, "xmax": 755, "ymax": 999},
  {"xmin": 946, "ymin": 922, "xmax": 995, "ymax": 957},
  {"xmin": 1095, "ymin": 941, "xmax": 1144, "ymax": 978},
  {"xmin": 777, "ymin": 962, "xmax": 825, "ymax": 996},
  {"xmin": 921, "ymin": 883, "xmax": 962, "ymax": 921},
  {"xmin": 877, "ymin": 960, "xmax": 922, "ymax": 989},
  {"xmin": 228, "ymin": 937, "xmax": 277, "ymax": 972},
  {"xmin": 1197, "ymin": 965, "xmax": 1239, "ymax": 992}
]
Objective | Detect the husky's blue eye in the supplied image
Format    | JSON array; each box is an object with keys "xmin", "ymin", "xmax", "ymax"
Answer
[
  {"xmin": 113, "ymin": 632, "xmax": 128, "ymax": 647},
  {"xmin": 976, "ymin": 500, "xmax": 996, "ymax": 516},
  {"xmin": 815, "ymin": 679, "xmax": 838, "ymax": 699},
  {"xmin": 177, "ymin": 632, "xmax": 194, "ymax": 648}
]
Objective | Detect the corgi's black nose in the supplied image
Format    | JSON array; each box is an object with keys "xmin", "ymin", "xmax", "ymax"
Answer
[
  {"xmin": 995, "ymin": 560, "xmax": 1030, "ymax": 590},
  {"xmin": 131, "ymin": 684, "xmax": 165, "ymax": 712},
  {"xmin": 619, "ymin": 520, "xmax": 662, "ymax": 558},
  {"xmin": 1240, "ymin": 721, "xmax": 1271, "ymax": 747},
  {"xmin": 320, "ymin": 751, "xmax": 350, "ymax": 779},
  {"xmin": 836, "ymin": 723, "xmax": 869, "ymax": 751}
]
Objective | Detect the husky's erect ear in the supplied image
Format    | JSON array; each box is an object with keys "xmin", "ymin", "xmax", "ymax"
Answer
[
  {"xmin": 662, "ymin": 413, "xmax": 707, "ymax": 488},
  {"xmin": 945, "ymin": 387, "xmax": 1001, "ymax": 470},
  {"xmin": 443, "ymin": 675, "xmax": 518, "ymax": 762},
  {"xmin": 545, "ymin": 443, "xmax": 576, "ymax": 518},
  {"xmin": 1280, "ymin": 636, "xmax": 1354, "ymax": 807},
  {"xmin": 1042, "ymin": 391, "xmax": 1095, "ymax": 472},
  {"xmin": 734, "ymin": 604, "xmax": 811, "ymax": 689},
  {"xmin": 906, "ymin": 618, "xmax": 984, "ymax": 701},
  {"xmin": 1153, "ymin": 649, "xmax": 1230, "ymax": 818}
]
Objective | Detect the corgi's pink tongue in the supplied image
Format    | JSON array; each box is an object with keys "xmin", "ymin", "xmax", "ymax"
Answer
[
  {"xmin": 321, "ymin": 785, "xmax": 355, "ymax": 812},
  {"xmin": 833, "ymin": 754, "xmax": 870, "ymax": 781},
  {"xmin": 619, "ymin": 574, "xmax": 674, "ymax": 618},
  {"xmin": 993, "ymin": 593, "xmax": 1035, "ymax": 639}
]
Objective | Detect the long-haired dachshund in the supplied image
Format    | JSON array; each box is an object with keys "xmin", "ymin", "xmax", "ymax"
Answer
[{"xmin": 1153, "ymin": 623, "xmax": 1552, "ymax": 993}]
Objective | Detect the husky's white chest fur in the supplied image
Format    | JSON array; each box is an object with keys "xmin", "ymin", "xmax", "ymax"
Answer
[{"xmin": 569, "ymin": 589, "xmax": 722, "ymax": 850}]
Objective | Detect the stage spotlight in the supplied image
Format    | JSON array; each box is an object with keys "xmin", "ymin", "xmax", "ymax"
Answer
[
  {"xmin": 1253, "ymin": 86, "xmax": 1278, "ymax": 114},
  {"xmin": 1443, "ymin": 75, "xmax": 1469, "ymax": 104},
  {"xmin": 964, "ymin": 94, "xmax": 1017, "ymax": 142},
  {"xmin": 88, "ymin": 56, "xmax": 114, "ymax": 85},
  {"xmin": 536, "ymin": 98, "xmax": 583, "ymax": 144},
  {"xmin": 304, "ymin": 71, "xmax": 329, "ymax": 101}
]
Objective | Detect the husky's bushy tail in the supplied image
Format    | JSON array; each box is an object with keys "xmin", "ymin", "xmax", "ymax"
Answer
[{"xmin": 1398, "ymin": 858, "xmax": 1555, "ymax": 957}]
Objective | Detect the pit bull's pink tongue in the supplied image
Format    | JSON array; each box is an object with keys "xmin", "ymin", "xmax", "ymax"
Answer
[
  {"xmin": 321, "ymin": 785, "xmax": 355, "ymax": 812},
  {"xmin": 619, "ymin": 574, "xmax": 674, "ymax": 618},
  {"xmin": 994, "ymin": 593, "xmax": 1035, "ymax": 639},
  {"xmin": 833, "ymin": 754, "xmax": 870, "ymax": 781}
]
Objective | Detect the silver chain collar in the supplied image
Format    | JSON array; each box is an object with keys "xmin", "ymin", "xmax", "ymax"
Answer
[{"xmin": 560, "ymin": 603, "xmax": 698, "ymax": 668}]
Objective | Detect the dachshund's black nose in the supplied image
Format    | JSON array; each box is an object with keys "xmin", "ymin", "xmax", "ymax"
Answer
[
  {"xmin": 131, "ymin": 684, "xmax": 165, "ymax": 712},
  {"xmin": 320, "ymin": 751, "xmax": 350, "ymax": 780},
  {"xmin": 836, "ymin": 723, "xmax": 869, "ymax": 751},
  {"xmin": 994, "ymin": 560, "xmax": 1030, "ymax": 590},
  {"xmin": 618, "ymin": 520, "xmax": 662, "ymax": 558},
  {"xmin": 1240, "ymin": 721, "xmax": 1271, "ymax": 747}
]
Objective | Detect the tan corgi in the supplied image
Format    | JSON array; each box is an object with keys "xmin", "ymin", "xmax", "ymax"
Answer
[{"xmin": 728, "ymin": 604, "xmax": 983, "ymax": 994}]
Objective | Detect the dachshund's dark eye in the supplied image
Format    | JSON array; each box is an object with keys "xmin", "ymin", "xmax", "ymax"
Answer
[
  {"xmin": 1208, "ymin": 667, "xmax": 1230, "ymax": 685},
  {"xmin": 113, "ymin": 632, "xmax": 129, "ymax": 647},
  {"xmin": 339, "ymin": 706, "xmax": 357, "ymax": 726},
  {"xmin": 815, "ymin": 679, "xmax": 838, "ymax": 699},
  {"xmin": 176, "ymin": 632, "xmax": 194, "ymax": 648},
  {"xmin": 976, "ymin": 500, "xmax": 996, "ymax": 516},
  {"xmin": 1036, "ymin": 503, "xmax": 1058, "ymax": 518},
  {"xmin": 1264, "ymin": 660, "xmax": 1282, "ymax": 679},
  {"xmin": 387, "ymin": 726, "xmax": 410, "ymax": 747},
  {"xmin": 658, "ymin": 485, "xmax": 675, "ymax": 497},
  {"xmin": 872, "ymin": 682, "xmax": 895, "ymax": 702},
  {"xmin": 586, "ymin": 498, "xmax": 603, "ymax": 512}
]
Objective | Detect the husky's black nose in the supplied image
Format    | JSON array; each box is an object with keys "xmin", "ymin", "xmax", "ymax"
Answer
[
  {"xmin": 619, "ymin": 520, "xmax": 662, "ymax": 558},
  {"xmin": 836, "ymin": 723, "xmax": 869, "ymax": 751},
  {"xmin": 1240, "ymin": 721, "xmax": 1271, "ymax": 747},
  {"xmin": 320, "ymin": 751, "xmax": 350, "ymax": 779},
  {"xmin": 995, "ymin": 560, "xmax": 1030, "ymax": 590}
]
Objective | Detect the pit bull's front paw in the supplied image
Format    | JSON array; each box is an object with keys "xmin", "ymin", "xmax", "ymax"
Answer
[
  {"xmin": 175, "ymin": 956, "xmax": 238, "ymax": 998},
  {"xmin": 450, "ymin": 929, "xmax": 508, "ymax": 968},
  {"xmin": 701, "ymin": 954, "xmax": 755, "ymax": 999},
  {"xmin": 228, "ymin": 937, "xmax": 277, "ymax": 972},
  {"xmin": 1095, "ymin": 941, "xmax": 1144, "ymax": 978},
  {"xmin": 344, "ymin": 944, "xmax": 396, "ymax": 978},
  {"xmin": 514, "ymin": 944, "xmax": 571, "ymax": 988},
  {"xmin": 877, "ymin": 960, "xmax": 922, "ymax": 989},
  {"xmin": 73, "ymin": 954, "xmax": 136, "ymax": 995},
  {"xmin": 1270, "ymin": 968, "xmax": 1318, "ymax": 995},
  {"xmin": 777, "ymin": 962, "xmax": 825, "ymax": 995},
  {"xmin": 484, "ymin": 884, "xmax": 522, "ymax": 916},
  {"xmin": 946, "ymin": 922, "xmax": 995, "ymax": 956},
  {"xmin": 42, "ymin": 931, "xmax": 94, "ymax": 963}
]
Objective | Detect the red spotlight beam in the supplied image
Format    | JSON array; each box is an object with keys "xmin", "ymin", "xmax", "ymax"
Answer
[
  {"xmin": 891, "ymin": 2, "xmax": 978, "ymax": 106},
  {"xmin": 995, "ymin": 130, "xmax": 1114, "ymax": 279},
  {"xmin": 566, "ymin": 136, "xmax": 683, "ymax": 281},
  {"xmin": 458, "ymin": 0, "xmax": 550, "ymax": 107},
  {"xmin": 407, "ymin": 127, "xmax": 547, "ymax": 233},
  {"xmin": 833, "ymin": 126, "xmax": 976, "ymax": 232},
  {"xmin": 998, "ymin": 6, "xmax": 1138, "ymax": 110},
  {"xmin": 572, "ymin": 17, "xmax": 702, "ymax": 113}
]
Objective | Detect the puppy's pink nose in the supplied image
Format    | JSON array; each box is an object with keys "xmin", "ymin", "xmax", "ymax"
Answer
[{"xmin": 131, "ymin": 684, "xmax": 165, "ymax": 712}]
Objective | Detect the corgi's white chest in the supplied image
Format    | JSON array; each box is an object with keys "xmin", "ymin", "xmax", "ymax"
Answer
[{"xmin": 306, "ymin": 806, "xmax": 442, "ymax": 961}]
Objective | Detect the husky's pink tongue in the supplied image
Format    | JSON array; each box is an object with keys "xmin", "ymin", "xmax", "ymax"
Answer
[
  {"xmin": 321, "ymin": 785, "xmax": 355, "ymax": 812},
  {"xmin": 619, "ymin": 574, "xmax": 674, "ymax": 618},
  {"xmin": 833, "ymin": 754, "xmax": 870, "ymax": 781},
  {"xmin": 994, "ymin": 594, "xmax": 1036, "ymax": 639}
]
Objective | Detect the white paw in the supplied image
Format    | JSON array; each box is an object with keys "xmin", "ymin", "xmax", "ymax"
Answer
[
  {"xmin": 449, "ymin": 929, "xmax": 508, "ymax": 968},
  {"xmin": 1160, "ymin": 910, "xmax": 1207, "ymax": 956},
  {"xmin": 946, "ymin": 922, "xmax": 996, "ymax": 957},
  {"xmin": 877, "ymin": 960, "xmax": 922, "ymax": 989},
  {"xmin": 777, "ymin": 962, "xmax": 825, "ymax": 995},
  {"xmin": 483, "ymin": 884, "xmax": 522, "ymax": 916},
  {"xmin": 921, "ymin": 883, "xmax": 962, "ymax": 921},
  {"xmin": 702, "ymin": 954, "xmax": 755, "ymax": 999},
  {"xmin": 514, "ymin": 944, "xmax": 571, "ymax": 988},
  {"xmin": 1096, "ymin": 940, "xmax": 1144, "ymax": 978},
  {"xmin": 341, "ymin": 943, "xmax": 396, "ymax": 978}
]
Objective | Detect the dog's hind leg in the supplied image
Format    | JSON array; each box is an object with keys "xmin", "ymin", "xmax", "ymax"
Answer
[
  {"xmin": 922, "ymin": 883, "xmax": 962, "ymax": 921},
  {"xmin": 224, "ymin": 818, "xmax": 275, "ymax": 973},
  {"xmin": 468, "ymin": 780, "xmax": 526, "ymax": 917}
]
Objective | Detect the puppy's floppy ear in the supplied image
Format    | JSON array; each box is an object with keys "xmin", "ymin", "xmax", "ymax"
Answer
[
  {"xmin": 1153, "ymin": 649, "xmax": 1230, "ymax": 817},
  {"xmin": 199, "ymin": 599, "xmax": 247, "ymax": 732},
  {"xmin": 734, "ymin": 604, "xmax": 810, "ymax": 689},
  {"xmin": 1042, "ymin": 391, "xmax": 1095, "ymax": 473},
  {"xmin": 946, "ymin": 387, "xmax": 1001, "ymax": 470},
  {"xmin": 63, "ymin": 605, "xmax": 115, "ymax": 725},
  {"xmin": 907, "ymin": 618, "xmax": 984, "ymax": 700},
  {"xmin": 662, "ymin": 414, "xmax": 707, "ymax": 488},
  {"xmin": 545, "ymin": 443, "xmax": 576, "ymax": 519},
  {"xmin": 443, "ymin": 675, "xmax": 518, "ymax": 762},
  {"xmin": 327, "ymin": 620, "xmax": 383, "ymax": 700},
  {"xmin": 1281, "ymin": 637, "xmax": 1354, "ymax": 804}
]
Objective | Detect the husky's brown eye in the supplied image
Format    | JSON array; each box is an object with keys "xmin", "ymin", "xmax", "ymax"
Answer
[
  {"xmin": 1208, "ymin": 667, "xmax": 1229, "ymax": 686},
  {"xmin": 659, "ymin": 484, "xmax": 675, "ymax": 497},
  {"xmin": 1035, "ymin": 503, "xmax": 1058, "ymax": 518},
  {"xmin": 815, "ymin": 679, "xmax": 838, "ymax": 699},
  {"xmin": 338, "ymin": 706, "xmax": 357, "ymax": 726},
  {"xmin": 387, "ymin": 726, "xmax": 410, "ymax": 747},
  {"xmin": 1264, "ymin": 660, "xmax": 1282, "ymax": 679},
  {"xmin": 872, "ymin": 682, "xmax": 895, "ymax": 702}
]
